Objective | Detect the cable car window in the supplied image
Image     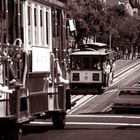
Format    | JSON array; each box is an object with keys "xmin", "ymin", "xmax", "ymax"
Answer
[
  {"xmin": 46, "ymin": 11, "xmax": 49, "ymax": 45},
  {"xmin": 1, "ymin": 1, "xmax": 6, "ymax": 20},
  {"xmin": 40, "ymin": 9, "xmax": 43, "ymax": 46},
  {"xmin": 82, "ymin": 56, "xmax": 89, "ymax": 70},
  {"xmin": 28, "ymin": 6, "xmax": 31, "ymax": 44},
  {"xmin": 91, "ymin": 56, "xmax": 101, "ymax": 70},
  {"xmin": 101, "ymin": 55, "xmax": 108, "ymax": 62},
  {"xmin": 34, "ymin": 7, "xmax": 38, "ymax": 45},
  {"xmin": 40, "ymin": 10, "xmax": 43, "ymax": 27},
  {"xmin": 0, "ymin": 1, "xmax": 2, "ymax": 12},
  {"xmin": 71, "ymin": 56, "xmax": 81, "ymax": 70},
  {"xmin": 34, "ymin": 8, "xmax": 37, "ymax": 26},
  {"xmin": 28, "ymin": 6, "xmax": 31, "ymax": 25}
]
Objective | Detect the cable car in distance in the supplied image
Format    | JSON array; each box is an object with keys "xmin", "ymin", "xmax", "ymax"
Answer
[{"xmin": 69, "ymin": 42, "xmax": 115, "ymax": 95}]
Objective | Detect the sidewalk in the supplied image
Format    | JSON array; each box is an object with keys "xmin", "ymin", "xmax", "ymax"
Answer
[{"xmin": 114, "ymin": 59, "xmax": 140, "ymax": 75}]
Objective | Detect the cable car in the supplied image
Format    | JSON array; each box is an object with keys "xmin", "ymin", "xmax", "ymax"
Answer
[
  {"xmin": 0, "ymin": 0, "xmax": 70, "ymax": 139},
  {"xmin": 69, "ymin": 42, "xmax": 116, "ymax": 94}
]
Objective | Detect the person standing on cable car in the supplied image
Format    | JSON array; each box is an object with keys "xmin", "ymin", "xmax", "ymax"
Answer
[
  {"xmin": 111, "ymin": 58, "xmax": 116, "ymax": 81},
  {"xmin": 103, "ymin": 60, "xmax": 111, "ymax": 87}
]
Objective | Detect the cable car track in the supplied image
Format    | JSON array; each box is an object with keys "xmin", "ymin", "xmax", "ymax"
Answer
[{"xmin": 67, "ymin": 60, "xmax": 140, "ymax": 115}]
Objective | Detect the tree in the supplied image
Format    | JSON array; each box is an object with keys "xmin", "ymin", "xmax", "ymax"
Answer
[
  {"xmin": 66, "ymin": 0, "xmax": 140, "ymax": 52},
  {"xmin": 107, "ymin": 4, "xmax": 140, "ymax": 50},
  {"xmin": 66, "ymin": 0, "xmax": 106, "ymax": 44}
]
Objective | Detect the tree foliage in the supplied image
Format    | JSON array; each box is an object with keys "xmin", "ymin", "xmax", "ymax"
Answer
[
  {"xmin": 66, "ymin": 0, "xmax": 140, "ymax": 50},
  {"xmin": 66, "ymin": 0, "xmax": 105, "ymax": 43},
  {"xmin": 106, "ymin": 5, "xmax": 139, "ymax": 49}
]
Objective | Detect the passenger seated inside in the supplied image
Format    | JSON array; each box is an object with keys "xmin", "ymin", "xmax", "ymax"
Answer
[
  {"xmin": 75, "ymin": 60, "xmax": 81, "ymax": 70},
  {"xmin": 92, "ymin": 62, "xmax": 101, "ymax": 70}
]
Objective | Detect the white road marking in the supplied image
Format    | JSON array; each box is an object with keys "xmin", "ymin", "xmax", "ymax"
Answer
[
  {"xmin": 30, "ymin": 121, "xmax": 140, "ymax": 127},
  {"xmin": 67, "ymin": 114, "xmax": 140, "ymax": 119},
  {"xmin": 66, "ymin": 122, "xmax": 140, "ymax": 126},
  {"xmin": 67, "ymin": 95, "xmax": 97, "ymax": 114},
  {"xmin": 71, "ymin": 95, "xmax": 84, "ymax": 102},
  {"xmin": 30, "ymin": 114, "xmax": 140, "ymax": 127}
]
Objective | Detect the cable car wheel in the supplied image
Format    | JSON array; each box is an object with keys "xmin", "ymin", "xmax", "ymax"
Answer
[
  {"xmin": 52, "ymin": 111, "xmax": 66, "ymax": 129},
  {"xmin": 0, "ymin": 124, "xmax": 22, "ymax": 140}
]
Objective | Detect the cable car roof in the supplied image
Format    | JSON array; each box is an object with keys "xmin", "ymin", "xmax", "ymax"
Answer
[
  {"xmin": 79, "ymin": 42, "xmax": 108, "ymax": 51},
  {"xmin": 84, "ymin": 42, "xmax": 107, "ymax": 47},
  {"xmin": 70, "ymin": 49, "xmax": 111, "ymax": 56}
]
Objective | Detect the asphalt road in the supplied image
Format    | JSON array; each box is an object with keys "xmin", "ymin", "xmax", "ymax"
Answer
[
  {"xmin": 21, "ymin": 59, "xmax": 140, "ymax": 140},
  {"xmin": 22, "ymin": 115, "xmax": 140, "ymax": 140}
]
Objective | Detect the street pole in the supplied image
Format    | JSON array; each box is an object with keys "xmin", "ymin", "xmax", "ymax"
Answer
[{"xmin": 109, "ymin": 30, "xmax": 111, "ymax": 50}]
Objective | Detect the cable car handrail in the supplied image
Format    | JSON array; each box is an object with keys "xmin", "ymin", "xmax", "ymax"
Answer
[{"xmin": 13, "ymin": 38, "xmax": 22, "ymax": 47}]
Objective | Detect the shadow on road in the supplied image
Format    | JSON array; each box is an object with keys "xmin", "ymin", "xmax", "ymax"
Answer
[{"xmin": 22, "ymin": 124, "xmax": 53, "ymax": 135}]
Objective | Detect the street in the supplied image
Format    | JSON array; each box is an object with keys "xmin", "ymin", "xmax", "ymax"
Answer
[
  {"xmin": 1, "ymin": 1, "xmax": 140, "ymax": 140},
  {"xmin": 21, "ymin": 59, "xmax": 140, "ymax": 140},
  {"xmin": 22, "ymin": 114, "xmax": 140, "ymax": 140}
]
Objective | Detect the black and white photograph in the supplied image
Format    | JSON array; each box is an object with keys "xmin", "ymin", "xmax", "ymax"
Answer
[{"xmin": 1, "ymin": 0, "xmax": 140, "ymax": 140}]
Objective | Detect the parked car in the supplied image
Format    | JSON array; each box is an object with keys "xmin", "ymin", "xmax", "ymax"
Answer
[{"xmin": 112, "ymin": 87, "xmax": 140, "ymax": 113}]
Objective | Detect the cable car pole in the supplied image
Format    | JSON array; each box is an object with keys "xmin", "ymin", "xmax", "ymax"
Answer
[
  {"xmin": 5, "ymin": 0, "xmax": 9, "ymax": 44},
  {"xmin": 16, "ymin": 0, "xmax": 21, "ymax": 39}
]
